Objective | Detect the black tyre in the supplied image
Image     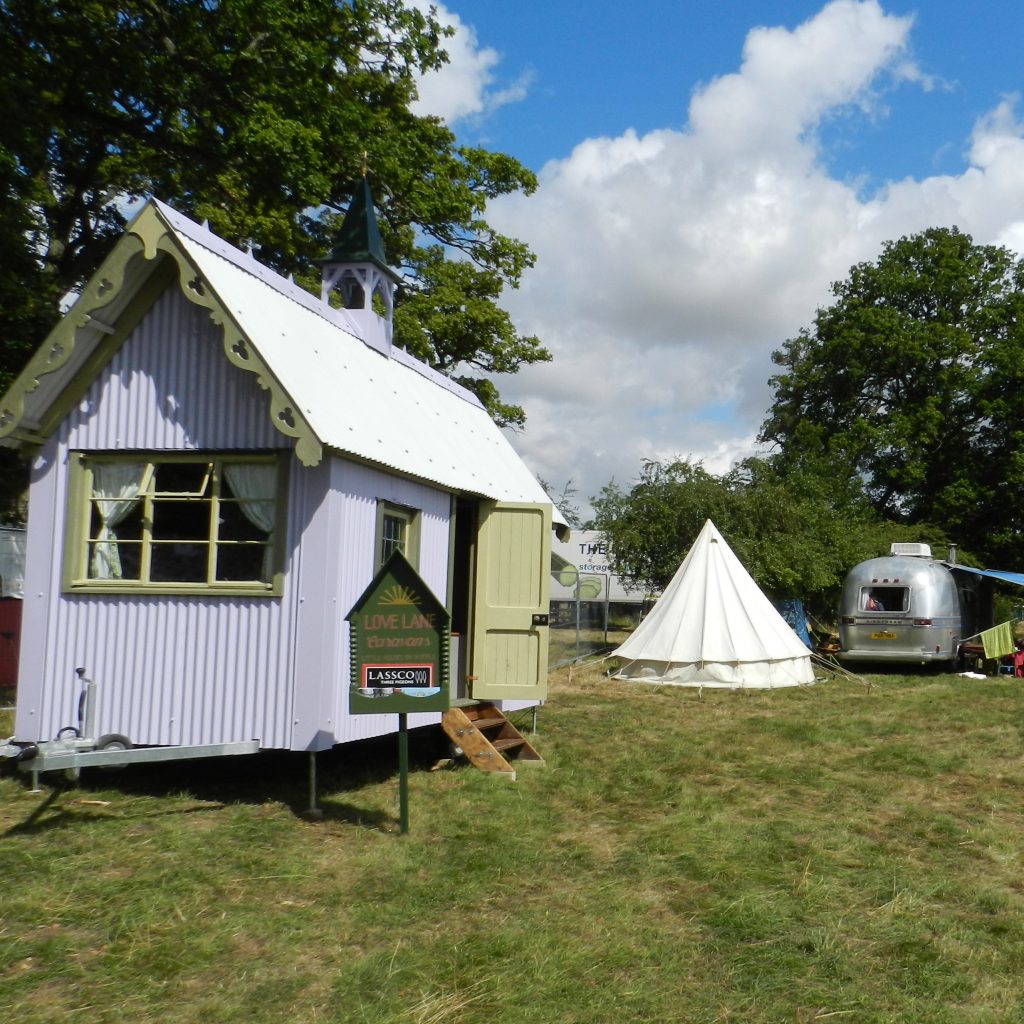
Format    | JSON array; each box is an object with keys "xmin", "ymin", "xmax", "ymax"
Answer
[{"xmin": 94, "ymin": 733, "xmax": 133, "ymax": 772}]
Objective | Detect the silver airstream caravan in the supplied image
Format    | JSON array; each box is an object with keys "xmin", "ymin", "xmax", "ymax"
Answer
[{"xmin": 838, "ymin": 543, "xmax": 984, "ymax": 665}]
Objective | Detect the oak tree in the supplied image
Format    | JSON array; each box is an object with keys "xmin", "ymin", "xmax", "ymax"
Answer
[
  {"xmin": 760, "ymin": 227, "xmax": 1024, "ymax": 566},
  {"xmin": 0, "ymin": 0, "xmax": 549, "ymax": 425}
]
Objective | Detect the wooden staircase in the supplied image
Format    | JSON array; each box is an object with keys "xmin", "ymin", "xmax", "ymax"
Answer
[{"xmin": 441, "ymin": 702, "xmax": 544, "ymax": 780}]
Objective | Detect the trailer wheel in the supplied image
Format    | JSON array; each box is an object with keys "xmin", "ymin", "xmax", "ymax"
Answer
[{"xmin": 94, "ymin": 733, "xmax": 133, "ymax": 772}]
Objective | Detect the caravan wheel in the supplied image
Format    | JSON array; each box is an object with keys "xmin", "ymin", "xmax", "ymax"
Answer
[{"xmin": 94, "ymin": 733, "xmax": 133, "ymax": 772}]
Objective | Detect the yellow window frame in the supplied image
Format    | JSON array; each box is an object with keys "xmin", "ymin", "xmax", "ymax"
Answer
[{"xmin": 64, "ymin": 452, "xmax": 287, "ymax": 597}]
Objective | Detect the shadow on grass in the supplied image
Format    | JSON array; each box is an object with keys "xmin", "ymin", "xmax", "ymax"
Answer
[
  {"xmin": 3, "ymin": 786, "xmax": 227, "ymax": 837},
  {"xmin": 315, "ymin": 799, "xmax": 397, "ymax": 831},
  {"xmin": 840, "ymin": 661, "xmax": 970, "ymax": 679},
  {"xmin": 2, "ymin": 724, "xmax": 453, "ymax": 831}
]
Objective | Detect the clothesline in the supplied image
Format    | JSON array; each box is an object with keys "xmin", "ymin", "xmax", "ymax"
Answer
[{"xmin": 961, "ymin": 618, "xmax": 1019, "ymax": 660}]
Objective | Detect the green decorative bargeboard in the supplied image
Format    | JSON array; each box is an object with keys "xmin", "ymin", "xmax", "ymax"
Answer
[{"xmin": 346, "ymin": 551, "xmax": 450, "ymax": 715}]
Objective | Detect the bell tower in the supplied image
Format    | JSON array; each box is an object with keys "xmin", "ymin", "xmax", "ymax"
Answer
[{"xmin": 319, "ymin": 176, "xmax": 401, "ymax": 354}]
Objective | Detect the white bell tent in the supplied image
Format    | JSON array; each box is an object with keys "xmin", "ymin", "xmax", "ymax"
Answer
[{"xmin": 611, "ymin": 520, "xmax": 815, "ymax": 688}]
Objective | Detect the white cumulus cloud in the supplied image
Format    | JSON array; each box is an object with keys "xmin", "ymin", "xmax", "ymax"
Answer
[
  {"xmin": 409, "ymin": 1, "xmax": 530, "ymax": 123},
  {"xmin": 463, "ymin": 0, "xmax": 1024, "ymax": 512}
]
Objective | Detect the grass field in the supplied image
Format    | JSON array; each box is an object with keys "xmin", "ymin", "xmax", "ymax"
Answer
[
  {"xmin": 549, "ymin": 625, "xmax": 631, "ymax": 667},
  {"xmin": 2, "ymin": 664, "xmax": 1023, "ymax": 1023}
]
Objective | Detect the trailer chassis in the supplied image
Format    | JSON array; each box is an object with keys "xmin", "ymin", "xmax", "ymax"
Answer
[{"xmin": 0, "ymin": 668, "xmax": 259, "ymax": 790}]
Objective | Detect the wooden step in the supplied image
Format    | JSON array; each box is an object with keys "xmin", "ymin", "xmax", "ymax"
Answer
[
  {"xmin": 492, "ymin": 736, "xmax": 527, "ymax": 753},
  {"xmin": 465, "ymin": 715, "xmax": 505, "ymax": 731},
  {"xmin": 440, "ymin": 702, "xmax": 544, "ymax": 779}
]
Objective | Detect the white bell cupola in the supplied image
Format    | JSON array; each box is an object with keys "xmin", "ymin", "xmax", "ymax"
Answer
[{"xmin": 319, "ymin": 176, "xmax": 401, "ymax": 355}]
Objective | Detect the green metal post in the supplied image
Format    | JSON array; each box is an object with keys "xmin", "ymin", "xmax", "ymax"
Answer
[
  {"xmin": 398, "ymin": 712, "xmax": 409, "ymax": 834},
  {"xmin": 307, "ymin": 751, "xmax": 322, "ymax": 818}
]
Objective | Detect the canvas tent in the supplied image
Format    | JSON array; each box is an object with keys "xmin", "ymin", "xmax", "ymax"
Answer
[{"xmin": 611, "ymin": 520, "xmax": 815, "ymax": 688}]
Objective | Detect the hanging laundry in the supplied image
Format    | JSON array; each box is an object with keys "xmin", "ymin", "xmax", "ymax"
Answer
[{"xmin": 980, "ymin": 621, "xmax": 1016, "ymax": 660}]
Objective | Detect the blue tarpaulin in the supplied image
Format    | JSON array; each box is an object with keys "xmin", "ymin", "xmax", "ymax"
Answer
[{"xmin": 776, "ymin": 598, "xmax": 812, "ymax": 648}]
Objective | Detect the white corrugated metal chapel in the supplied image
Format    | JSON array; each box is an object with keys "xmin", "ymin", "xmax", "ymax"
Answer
[{"xmin": 0, "ymin": 181, "xmax": 562, "ymax": 754}]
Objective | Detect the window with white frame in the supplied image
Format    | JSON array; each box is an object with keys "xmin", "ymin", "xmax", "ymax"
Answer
[{"xmin": 66, "ymin": 454, "xmax": 283, "ymax": 594}]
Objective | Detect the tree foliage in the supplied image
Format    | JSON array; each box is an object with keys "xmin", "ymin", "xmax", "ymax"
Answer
[
  {"xmin": 0, "ymin": 0, "xmax": 549, "ymax": 424},
  {"xmin": 591, "ymin": 456, "xmax": 939, "ymax": 616},
  {"xmin": 592, "ymin": 460, "xmax": 734, "ymax": 595},
  {"xmin": 760, "ymin": 226, "xmax": 1024, "ymax": 567},
  {"xmin": 537, "ymin": 477, "xmax": 584, "ymax": 530}
]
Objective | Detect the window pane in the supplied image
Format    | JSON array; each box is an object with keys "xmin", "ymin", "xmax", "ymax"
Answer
[
  {"xmin": 89, "ymin": 501, "xmax": 143, "ymax": 542},
  {"xmin": 153, "ymin": 462, "xmax": 210, "ymax": 495},
  {"xmin": 862, "ymin": 587, "xmax": 909, "ymax": 612},
  {"xmin": 222, "ymin": 465, "xmax": 276, "ymax": 502},
  {"xmin": 152, "ymin": 498, "xmax": 210, "ymax": 541},
  {"xmin": 218, "ymin": 499, "xmax": 272, "ymax": 542},
  {"xmin": 88, "ymin": 540, "xmax": 142, "ymax": 580},
  {"xmin": 150, "ymin": 543, "xmax": 208, "ymax": 583},
  {"xmin": 87, "ymin": 502, "xmax": 144, "ymax": 580},
  {"xmin": 380, "ymin": 513, "xmax": 405, "ymax": 563},
  {"xmin": 216, "ymin": 543, "xmax": 269, "ymax": 582}
]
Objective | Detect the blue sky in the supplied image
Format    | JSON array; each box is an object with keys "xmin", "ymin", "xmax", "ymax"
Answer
[
  {"xmin": 458, "ymin": 2, "xmax": 1021, "ymax": 188},
  {"xmin": 410, "ymin": 1, "xmax": 1024, "ymax": 513}
]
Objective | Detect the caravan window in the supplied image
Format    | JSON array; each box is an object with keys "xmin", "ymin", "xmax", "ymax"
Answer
[
  {"xmin": 861, "ymin": 586, "xmax": 909, "ymax": 612},
  {"xmin": 65, "ymin": 453, "xmax": 285, "ymax": 596}
]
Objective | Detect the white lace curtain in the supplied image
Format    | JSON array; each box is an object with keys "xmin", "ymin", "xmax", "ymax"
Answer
[
  {"xmin": 223, "ymin": 463, "xmax": 277, "ymax": 580},
  {"xmin": 91, "ymin": 462, "xmax": 147, "ymax": 579}
]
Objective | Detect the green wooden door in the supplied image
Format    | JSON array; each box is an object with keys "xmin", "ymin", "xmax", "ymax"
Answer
[{"xmin": 470, "ymin": 501, "xmax": 551, "ymax": 701}]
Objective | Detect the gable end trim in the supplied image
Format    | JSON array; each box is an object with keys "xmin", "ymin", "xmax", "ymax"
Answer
[{"xmin": 0, "ymin": 201, "xmax": 324, "ymax": 468}]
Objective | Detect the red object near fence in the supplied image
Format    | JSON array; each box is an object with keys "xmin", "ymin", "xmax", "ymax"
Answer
[
  {"xmin": 1000, "ymin": 644, "xmax": 1024, "ymax": 678},
  {"xmin": 0, "ymin": 597, "xmax": 22, "ymax": 698}
]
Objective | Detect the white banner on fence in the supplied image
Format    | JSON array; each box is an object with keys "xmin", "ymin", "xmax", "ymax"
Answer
[{"xmin": 550, "ymin": 531, "xmax": 648, "ymax": 603}]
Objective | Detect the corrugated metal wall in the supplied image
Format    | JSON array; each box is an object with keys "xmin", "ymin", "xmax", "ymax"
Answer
[
  {"xmin": 39, "ymin": 595, "xmax": 296, "ymax": 746},
  {"xmin": 68, "ymin": 287, "xmax": 281, "ymax": 450},
  {"xmin": 17, "ymin": 286, "xmax": 297, "ymax": 747},
  {"xmin": 15, "ymin": 283, "xmax": 459, "ymax": 751},
  {"xmin": 291, "ymin": 459, "xmax": 453, "ymax": 747}
]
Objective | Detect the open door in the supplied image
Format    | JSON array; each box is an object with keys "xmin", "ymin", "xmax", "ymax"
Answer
[{"xmin": 470, "ymin": 501, "xmax": 551, "ymax": 701}]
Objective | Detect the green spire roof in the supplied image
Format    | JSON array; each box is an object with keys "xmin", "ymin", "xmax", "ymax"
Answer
[{"xmin": 321, "ymin": 177, "xmax": 400, "ymax": 282}]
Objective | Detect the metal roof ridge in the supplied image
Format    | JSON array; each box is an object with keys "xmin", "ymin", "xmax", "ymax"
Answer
[
  {"xmin": 150, "ymin": 198, "xmax": 485, "ymax": 411},
  {"xmin": 150, "ymin": 199, "xmax": 362, "ymax": 336}
]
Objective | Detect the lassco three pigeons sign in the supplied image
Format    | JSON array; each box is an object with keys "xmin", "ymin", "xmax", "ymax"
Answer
[{"xmin": 346, "ymin": 551, "xmax": 450, "ymax": 715}]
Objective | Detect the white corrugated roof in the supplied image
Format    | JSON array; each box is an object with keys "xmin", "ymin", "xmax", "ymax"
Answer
[{"xmin": 154, "ymin": 201, "xmax": 555, "ymax": 508}]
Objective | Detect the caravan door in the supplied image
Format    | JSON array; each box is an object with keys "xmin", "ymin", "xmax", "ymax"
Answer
[{"xmin": 470, "ymin": 501, "xmax": 551, "ymax": 701}]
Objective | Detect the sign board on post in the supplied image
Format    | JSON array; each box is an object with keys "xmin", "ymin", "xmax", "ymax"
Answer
[{"xmin": 346, "ymin": 550, "xmax": 450, "ymax": 716}]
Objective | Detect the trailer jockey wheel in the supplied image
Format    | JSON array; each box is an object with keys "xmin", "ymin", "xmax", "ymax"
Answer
[{"xmin": 95, "ymin": 733, "xmax": 133, "ymax": 772}]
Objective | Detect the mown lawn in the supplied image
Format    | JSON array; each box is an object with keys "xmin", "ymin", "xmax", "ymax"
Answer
[{"xmin": 1, "ymin": 666, "xmax": 1023, "ymax": 1023}]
